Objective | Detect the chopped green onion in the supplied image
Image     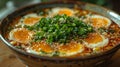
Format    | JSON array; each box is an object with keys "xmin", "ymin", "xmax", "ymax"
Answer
[{"xmin": 25, "ymin": 14, "xmax": 94, "ymax": 44}]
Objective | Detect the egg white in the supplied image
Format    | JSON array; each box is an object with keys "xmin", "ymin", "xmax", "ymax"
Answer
[
  {"xmin": 9, "ymin": 28, "xmax": 33, "ymax": 44},
  {"xmin": 26, "ymin": 42, "xmax": 85, "ymax": 57},
  {"xmin": 58, "ymin": 43, "xmax": 85, "ymax": 57},
  {"xmin": 20, "ymin": 13, "xmax": 40, "ymax": 26},
  {"xmin": 90, "ymin": 15, "xmax": 112, "ymax": 28},
  {"xmin": 85, "ymin": 35, "xmax": 109, "ymax": 48},
  {"xmin": 49, "ymin": 7, "xmax": 75, "ymax": 17},
  {"xmin": 26, "ymin": 47, "xmax": 55, "ymax": 56}
]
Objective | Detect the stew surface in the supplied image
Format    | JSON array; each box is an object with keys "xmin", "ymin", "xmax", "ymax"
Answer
[{"xmin": 7, "ymin": 7, "xmax": 120, "ymax": 57}]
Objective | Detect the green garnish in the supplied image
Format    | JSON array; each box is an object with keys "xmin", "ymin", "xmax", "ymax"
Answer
[
  {"xmin": 98, "ymin": 27, "xmax": 116, "ymax": 34},
  {"xmin": 108, "ymin": 29, "xmax": 116, "ymax": 33},
  {"xmin": 15, "ymin": 46, "xmax": 22, "ymax": 49},
  {"xmin": 52, "ymin": 51, "xmax": 60, "ymax": 56},
  {"xmin": 26, "ymin": 14, "xmax": 94, "ymax": 44},
  {"xmin": 40, "ymin": 50, "xmax": 48, "ymax": 54},
  {"xmin": 98, "ymin": 27, "xmax": 106, "ymax": 33}
]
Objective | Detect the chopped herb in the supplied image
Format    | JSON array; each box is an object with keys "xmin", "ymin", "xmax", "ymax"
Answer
[
  {"xmin": 98, "ymin": 27, "xmax": 116, "ymax": 34},
  {"xmin": 37, "ymin": 9, "xmax": 49, "ymax": 16},
  {"xmin": 26, "ymin": 14, "xmax": 94, "ymax": 44},
  {"xmin": 98, "ymin": 27, "xmax": 106, "ymax": 33},
  {"xmin": 52, "ymin": 51, "xmax": 60, "ymax": 56},
  {"xmin": 108, "ymin": 29, "xmax": 116, "ymax": 33},
  {"xmin": 8, "ymin": 26, "xmax": 14, "ymax": 31},
  {"xmin": 15, "ymin": 46, "xmax": 22, "ymax": 49},
  {"xmin": 40, "ymin": 50, "xmax": 47, "ymax": 54},
  {"xmin": 24, "ymin": 25, "xmax": 34, "ymax": 31},
  {"xmin": 39, "ymin": 11, "xmax": 44, "ymax": 15}
]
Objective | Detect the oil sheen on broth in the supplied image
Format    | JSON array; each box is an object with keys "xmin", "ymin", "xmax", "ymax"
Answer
[{"xmin": 7, "ymin": 7, "xmax": 120, "ymax": 57}]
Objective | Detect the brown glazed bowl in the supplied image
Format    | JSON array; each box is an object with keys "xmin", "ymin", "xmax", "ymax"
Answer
[{"xmin": 0, "ymin": 1, "xmax": 120, "ymax": 67}]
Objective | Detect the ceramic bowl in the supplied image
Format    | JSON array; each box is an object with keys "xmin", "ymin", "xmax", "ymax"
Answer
[{"xmin": 0, "ymin": 1, "xmax": 120, "ymax": 67}]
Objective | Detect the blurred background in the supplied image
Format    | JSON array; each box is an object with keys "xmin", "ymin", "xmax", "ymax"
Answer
[{"xmin": 0, "ymin": 0, "xmax": 120, "ymax": 20}]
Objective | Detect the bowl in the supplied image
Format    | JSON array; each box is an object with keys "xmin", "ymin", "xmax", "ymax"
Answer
[{"xmin": 0, "ymin": 1, "xmax": 120, "ymax": 67}]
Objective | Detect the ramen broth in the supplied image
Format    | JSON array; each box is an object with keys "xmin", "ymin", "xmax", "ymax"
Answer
[{"xmin": 7, "ymin": 7, "xmax": 120, "ymax": 57}]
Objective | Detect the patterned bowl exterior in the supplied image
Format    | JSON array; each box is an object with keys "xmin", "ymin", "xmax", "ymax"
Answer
[{"xmin": 0, "ymin": 1, "xmax": 120, "ymax": 67}]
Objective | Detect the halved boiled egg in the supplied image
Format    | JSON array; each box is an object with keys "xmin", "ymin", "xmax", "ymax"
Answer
[
  {"xmin": 84, "ymin": 33, "xmax": 109, "ymax": 48},
  {"xmin": 9, "ymin": 28, "xmax": 33, "ymax": 44},
  {"xmin": 50, "ymin": 7, "xmax": 75, "ymax": 16},
  {"xmin": 20, "ymin": 13, "xmax": 41, "ymax": 26},
  {"xmin": 89, "ymin": 15, "xmax": 111, "ymax": 28},
  {"xmin": 57, "ymin": 41, "xmax": 84, "ymax": 56},
  {"xmin": 30, "ymin": 41, "xmax": 53, "ymax": 53}
]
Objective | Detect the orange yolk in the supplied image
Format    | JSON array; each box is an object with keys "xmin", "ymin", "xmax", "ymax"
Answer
[
  {"xmin": 91, "ymin": 18, "xmax": 108, "ymax": 28},
  {"xmin": 13, "ymin": 29, "xmax": 31, "ymax": 44},
  {"xmin": 58, "ymin": 9, "xmax": 73, "ymax": 16},
  {"xmin": 85, "ymin": 33, "xmax": 103, "ymax": 44},
  {"xmin": 58, "ymin": 42, "xmax": 83, "ymax": 53},
  {"xmin": 31, "ymin": 42, "xmax": 53, "ymax": 53},
  {"xmin": 24, "ymin": 17, "xmax": 40, "ymax": 26}
]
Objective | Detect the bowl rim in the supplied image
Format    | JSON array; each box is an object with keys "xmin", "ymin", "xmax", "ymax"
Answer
[{"xmin": 0, "ymin": 0, "xmax": 120, "ymax": 61}]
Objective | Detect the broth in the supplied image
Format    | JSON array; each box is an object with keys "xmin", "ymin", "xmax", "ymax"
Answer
[{"xmin": 7, "ymin": 7, "xmax": 120, "ymax": 57}]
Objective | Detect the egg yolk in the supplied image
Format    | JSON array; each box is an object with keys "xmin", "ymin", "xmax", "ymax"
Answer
[
  {"xmin": 24, "ymin": 17, "xmax": 40, "ymax": 26},
  {"xmin": 58, "ymin": 9, "xmax": 73, "ymax": 16},
  {"xmin": 13, "ymin": 29, "xmax": 31, "ymax": 44},
  {"xmin": 85, "ymin": 33, "xmax": 103, "ymax": 44},
  {"xmin": 91, "ymin": 18, "xmax": 108, "ymax": 28},
  {"xmin": 31, "ymin": 42, "xmax": 53, "ymax": 53},
  {"xmin": 58, "ymin": 42, "xmax": 83, "ymax": 53}
]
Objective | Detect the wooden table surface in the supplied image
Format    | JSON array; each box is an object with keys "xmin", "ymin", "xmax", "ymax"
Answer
[{"xmin": 0, "ymin": 40, "xmax": 120, "ymax": 67}]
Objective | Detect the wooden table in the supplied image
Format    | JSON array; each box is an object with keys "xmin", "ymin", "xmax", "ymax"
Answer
[{"xmin": 0, "ymin": 40, "xmax": 120, "ymax": 67}]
